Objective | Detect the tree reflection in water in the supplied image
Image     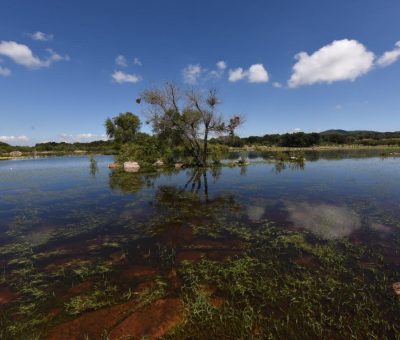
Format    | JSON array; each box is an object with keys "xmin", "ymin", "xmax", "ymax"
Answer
[{"xmin": 107, "ymin": 166, "xmax": 243, "ymax": 261}]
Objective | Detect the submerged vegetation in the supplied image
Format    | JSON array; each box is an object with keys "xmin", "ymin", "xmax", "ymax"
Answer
[{"xmin": 1, "ymin": 156, "xmax": 400, "ymax": 338}]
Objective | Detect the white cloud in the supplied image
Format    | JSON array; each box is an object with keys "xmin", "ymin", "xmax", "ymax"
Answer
[
  {"xmin": 0, "ymin": 135, "xmax": 29, "ymax": 142},
  {"xmin": 208, "ymin": 60, "xmax": 227, "ymax": 79},
  {"xmin": 228, "ymin": 64, "xmax": 269, "ymax": 83},
  {"xmin": 115, "ymin": 55, "xmax": 128, "ymax": 67},
  {"xmin": 182, "ymin": 64, "xmax": 202, "ymax": 84},
  {"xmin": 216, "ymin": 60, "xmax": 226, "ymax": 70},
  {"xmin": 112, "ymin": 70, "xmax": 141, "ymax": 84},
  {"xmin": 288, "ymin": 39, "xmax": 375, "ymax": 88},
  {"xmin": 247, "ymin": 64, "xmax": 269, "ymax": 83},
  {"xmin": 228, "ymin": 67, "xmax": 247, "ymax": 82},
  {"xmin": 28, "ymin": 31, "xmax": 54, "ymax": 41},
  {"xmin": 377, "ymin": 41, "xmax": 400, "ymax": 67},
  {"xmin": 133, "ymin": 57, "xmax": 142, "ymax": 66},
  {"xmin": 0, "ymin": 41, "xmax": 68, "ymax": 69},
  {"xmin": 273, "ymin": 82, "xmax": 282, "ymax": 88},
  {"xmin": 0, "ymin": 66, "xmax": 11, "ymax": 77},
  {"xmin": 59, "ymin": 133, "xmax": 108, "ymax": 143},
  {"xmin": 77, "ymin": 133, "xmax": 96, "ymax": 139}
]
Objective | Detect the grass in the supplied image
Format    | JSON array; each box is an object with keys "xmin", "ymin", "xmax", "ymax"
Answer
[
  {"xmin": 166, "ymin": 224, "xmax": 400, "ymax": 339},
  {"xmin": 65, "ymin": 281, "xmax": 117, "ymax": 315}
]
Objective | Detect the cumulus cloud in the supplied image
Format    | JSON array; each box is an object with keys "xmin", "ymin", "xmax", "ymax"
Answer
[
  {"xmin": 28, "ymin": 31, "xmax": 54, "ymax": 41},
  {"xmin": 115, "ymin": 55, "xmax": 127, "ymax": 67},
  {"xmin": 182, "ymin": 64, "xmax": 202, "ymax": 84},
  {"xmin": 112, "ymin": 70, "xmax": 141, "ymax": 84},
  {"xmin": 216, "ymin": 60, "xmax": 226, "ymax": 70},
  {"xmin": 377, "ymin": 41, "xmax": 400, "ymax": 67},
  {"xmin": 0, "ymin": 135, "xmax": 29, "ymax": 143},
  {"xmin": 288, "ymin": 39, "xmax": 375, "ymax": 88},
  {"xmin": 0, "ymin": 66, "xmax": 11, "ymax": 77},
  {"xmin": 133, "ymin": 57, "xmax": 142, "ymax": 66},
  {"xmin": 228, "ymin": 67, "xmax": 247, "ymax": 82},
  {"xmin": 0, "ymin": 41, "xmax": 68, "ymax": 69},
  {"xmin": 247, "ymin": 64, "xmax": 269, "ymax": 83},
  {"xmin": 228, "ymin": 64, "xmax": 269, "ymax": 83}
]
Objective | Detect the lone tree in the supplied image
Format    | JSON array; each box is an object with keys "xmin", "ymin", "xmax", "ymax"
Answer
[
  {"xmin": 105, "ymin": 112, "xmax": 141, "ymax": 144},
  {"xmin": 139, "ymin": 83, "xmax": 242, "ymax": 166}
]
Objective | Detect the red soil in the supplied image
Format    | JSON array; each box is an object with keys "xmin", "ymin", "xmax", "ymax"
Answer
[
  {"xmin": 46, "ymin": 298, "xmax": 183, "ymax": 340},
  {"xmin": 109, "ymin": 298, "xmax": 183, "ymax": 339},
  {"xmin": 0, "ymin": 287, "xmax": 15, "ymax": 305}
]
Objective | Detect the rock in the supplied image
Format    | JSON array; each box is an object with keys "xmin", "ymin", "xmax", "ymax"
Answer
[
  {"xmin": 108, "ymin": 163, "xmax": 121, "ymax": 169},
  {"xmin": 46, "ymin": 300, "xmax": 138, "ymax": 339},
  {"xmin": 153, "ymin": 159, "xmax": 164, "ymax": 167},
  {"xmin": 109, "ymin": 298, "xmax": 183, "ymax": 339},
  {"xmin": 124, "ymin": 161, "xmax": 140, "ymax": 172},
  {"xmin": 9, "ymin": 151, "xmax": 22, "ymax": 157},
  {"xmin": 393, "ymin": 282, "xmax": 400, "ymax": 295},
  {"xmin": 175, "ymin": 163, "xmax": 184, "ymax": 169},
  {"xmin": 236, "ymin": 159, "xmax": 249, "ymax": 165}
]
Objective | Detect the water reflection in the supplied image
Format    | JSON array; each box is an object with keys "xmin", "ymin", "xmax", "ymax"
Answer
[
  {"xmin": 1, "ymin": 154, "xmax": 400, "ymax": 337},
  {"xmin": 285, "ymin": 201, "xmax": 361, "ymax": 239},
  {"xmin": 89, "ymin": 155, "xmax": 98, "ymax": 177}
]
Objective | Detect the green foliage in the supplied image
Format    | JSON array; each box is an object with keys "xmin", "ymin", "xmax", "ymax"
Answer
[
  {"xmin": 116, "ymin": 136, "xmax": 161, "ymax": 166},
  {"xmin": 105, "ymin": 112, "xmax": 141, "ymax": 144},
  {"xmin": 34, "ymin": 140, "xmax": 117, "ymax": 154}
]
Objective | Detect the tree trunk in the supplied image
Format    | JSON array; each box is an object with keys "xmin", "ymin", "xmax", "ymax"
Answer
[{"xmin": 203, "ymin": 126, "xmax": 209, "ymax": 167}]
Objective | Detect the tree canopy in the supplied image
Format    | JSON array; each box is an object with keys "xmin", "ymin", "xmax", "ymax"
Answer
[
  {"xmin": 139, "ymin": 83, "xmax": 242, "ymax": 166},
  {"xmin": 105, "ymin": 112, "xmax": 141, "ymax": 144}
]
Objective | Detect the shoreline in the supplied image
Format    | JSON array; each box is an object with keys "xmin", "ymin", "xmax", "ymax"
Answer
[
  {"xmin": 229, "ymin": 145, "xmax": 400, "ymax": 152},
  {"xmin": 2, "ymin": 145, "xmax": 400, "ymax": 161}
]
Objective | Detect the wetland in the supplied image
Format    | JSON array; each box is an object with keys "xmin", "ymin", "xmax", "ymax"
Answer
[{"xmin": 0, "ymin": 151, "xmax": 399, "ymax": 339}]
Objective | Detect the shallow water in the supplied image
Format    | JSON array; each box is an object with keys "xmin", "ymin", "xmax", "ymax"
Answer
[{"xmin": 1, "ymin": 153, "xmax": 399, "ymax": 338}]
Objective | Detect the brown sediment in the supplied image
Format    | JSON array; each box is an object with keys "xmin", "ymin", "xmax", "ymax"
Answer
[
  {"xmin": 120, "ymin": 265, "xmax": 158, "ymax": 279},
  {"xmin": 0, "ymin": 287, "xmax": 15, "ymax": 305},
  {"xmin": 167, "ymin": 268, "xmax": 181, "ymax": 290},
  {"xmin": 209, "ymin": 296, "xmax": 225, "ymax": 308},
  {"xmin": 207, "ymin": 250, "xmax": 241, "ymax": 261},
  {"xmin": 66, "ymin": 281, "xmax": 94, "ymax": 297},
  {"xmin": 197, "ymin": 284, "xmax": 225, "ymax": 308},
  {"xmin": 176, "ymin": 250, "xmax": 205, "ymax": 264},
  {"xmin": 190, "ymin": 238, "xmax": 243, "ymax": 250},
  {"xmin": 46, "ymin": 299, "xmax": 138, "ymax": 340},
  {"xmin": 110, "ymin": 250, "xmax": 127, "ymax": 263},
  {"xmin": 176, "ymin": 238, "xmax": 243, "ymax": 264},
  {"xmin": 47, "ymin": 307, "xmax": 61, "ymax": 319},
  {"xmin": 292, "ymin": 255, "xmax": 318, "ymax": 268},
  {"xmin": 109, "ymin": 298, "xmax": 183, "ymax": 339},
  {"xmin": 47, "ymin": 297, "xmax": 183, "ymax": 339},
  {"xmin": 45, "ymin": 257, "xmax": 93, "ymax": 272}
]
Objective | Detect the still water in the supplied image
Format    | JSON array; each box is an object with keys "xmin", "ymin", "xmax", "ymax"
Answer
[{"xmin": 0, "ymin": 153, "xmax": 399, "ymax": 338}]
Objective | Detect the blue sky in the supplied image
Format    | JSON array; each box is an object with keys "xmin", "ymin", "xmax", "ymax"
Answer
[{"xmin": 1, "ymin": 0, "xmax": 400, "ymax": 145}]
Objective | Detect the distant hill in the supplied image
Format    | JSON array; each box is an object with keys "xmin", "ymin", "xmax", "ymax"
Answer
[{"xmin": 321, "ymin": 129, "xmax": 400, "ymax": 135}]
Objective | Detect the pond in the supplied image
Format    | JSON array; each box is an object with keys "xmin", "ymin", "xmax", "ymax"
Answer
[{"xmin": 0, "ymin": 152, "xmax": 399, "ymax": 338}]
